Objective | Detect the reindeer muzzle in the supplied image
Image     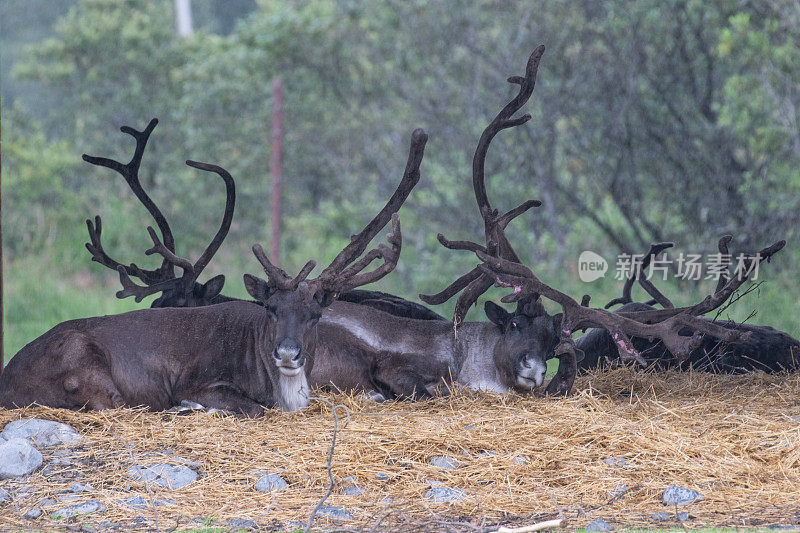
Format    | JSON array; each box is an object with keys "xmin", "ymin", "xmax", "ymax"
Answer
[
  {"xmin": 273, "ymin": 340, "xmax": 305, "ymax": 375},
  {"xmin": 515, "ymin": 352, "xmax": 547, "ymax": 389}
]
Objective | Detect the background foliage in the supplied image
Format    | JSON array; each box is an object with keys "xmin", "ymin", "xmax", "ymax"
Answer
[{"xmin": 2, "ymin": 0, "xmax": 799, "ymax": 357}]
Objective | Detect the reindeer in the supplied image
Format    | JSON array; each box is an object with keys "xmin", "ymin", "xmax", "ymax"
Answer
[
  {"xmin": 477, "ymin": 236, "xmax": 787, "ymax": 394},
  {"xmin": 576, "ymin": 239, "xmax": 800, "ymax": 373},
  {"xmin": 0, "ymin": 129, "xmax": 428, "ymax": 415},
  {"xmin": 310, "ymin": 46, "xmax": 561, "ymax": 399},
  {"xmin": 82, "ymin": 118, "xmax": 236, "ymax": 308}
]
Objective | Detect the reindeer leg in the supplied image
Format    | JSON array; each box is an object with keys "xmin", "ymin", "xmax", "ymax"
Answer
[
  {"xmin": 372, "ymin": 355, "xmax": 433, "ymax": 401},
  {"xmin": 183, "ymin": 386, "xmax": 264, "ymax": 418}
]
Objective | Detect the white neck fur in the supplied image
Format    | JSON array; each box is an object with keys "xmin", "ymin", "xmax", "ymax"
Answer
[{"xmin": 277, "ymin": 371, "xmax": 310, "ymax": 412}]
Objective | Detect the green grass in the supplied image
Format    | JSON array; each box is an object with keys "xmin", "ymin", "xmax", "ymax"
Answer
[{"xmin": 3, "ymin": 256, "xmax": 139, "ymax": 359}]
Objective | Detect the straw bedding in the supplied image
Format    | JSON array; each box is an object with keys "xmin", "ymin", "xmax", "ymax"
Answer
[{"xmin": 1, "ymin": 367, "xmax": 799, "ymax": 531}]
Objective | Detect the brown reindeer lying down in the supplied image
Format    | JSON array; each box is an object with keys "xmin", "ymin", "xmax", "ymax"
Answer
[
  {"xmin": 311, "ymin": 297, "xmax": 556, "ymax": 400},
  {"xmin": 0, "ymin": 127, "xmax": 429, "ymax": 416}
]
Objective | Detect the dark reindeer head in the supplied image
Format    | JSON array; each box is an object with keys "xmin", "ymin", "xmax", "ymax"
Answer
[
  {"xmin": 484, "ymin": 296, "xmax": 559, "ymax": 391},
  {"xmin": 244, "ymin": 128, "xmax": 428, "ymax": 379},
  {"xmin": 83, "ymin": 118, "xmax": 236, "ymax": 308}
]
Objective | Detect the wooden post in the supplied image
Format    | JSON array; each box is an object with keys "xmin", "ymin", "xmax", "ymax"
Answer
[{"xmin": 270, "ymin": 77, "xmax": 283, "ymax": 265}]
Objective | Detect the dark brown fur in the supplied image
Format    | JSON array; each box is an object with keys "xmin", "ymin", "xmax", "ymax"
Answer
[{"xmin": 0, "ymin": 301, "xmax": 319, "ymax": 416}]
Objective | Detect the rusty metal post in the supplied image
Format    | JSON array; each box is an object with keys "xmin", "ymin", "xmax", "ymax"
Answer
[
  {"xmin": 1, "ymin": 116, "xmax": 4, "ymax": 374},
  {"xmin": 270, "ymin": 77, "xmax": 283, "ymax": 265}
]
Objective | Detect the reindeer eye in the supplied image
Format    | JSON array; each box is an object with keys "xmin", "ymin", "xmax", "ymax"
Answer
[{"xmin": 509, "ymin": 320, "xmax": 520, "ymax": 330}]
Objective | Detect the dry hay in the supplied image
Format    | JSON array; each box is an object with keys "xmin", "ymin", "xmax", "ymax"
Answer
[{"xmin": 1, "ymin": 367, "xmax": 799, "ymax": 531}]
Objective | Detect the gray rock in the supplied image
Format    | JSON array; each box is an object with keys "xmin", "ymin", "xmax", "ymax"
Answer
[
  {"xmin": 586, "ymin": 519, "xmax": 614, "ymax": 531},
  {"xmin": 316, "ymin": 505, "xmax": 354, "ymax": 520},
  {"xmin": 677, "ymin": 512, "xmax": 690, "ymax": 521},
  {"xmin": 661, "ymin": 486, "xmax": 704, "ymax": 506},
  {"xmin": 603, "ymin": 456, "xmax": 628, "ymax": 467},
  {"xmin": 511, "ymin": 456, "xmax": 529, "ymax": 465},
  {"xmin": 340, "ymin": 476, "xmax": 365, "ymax": 496},
  {"xmin": 0, "ymin": 488, "xmax": 10, "ymax": 502},
  {"xmin": 0, "ymin": 438, "xmax": 43, "ymax": 479},
  {"xmin": 1, "ymin": 419, "xmax": 81, "ymax": 447},
  {"xmin": 124, "ymin": 495, "xmax": 176, "ymax": 509},
  {"xmin": 127, "ymin": 463, "xmax": 198, "ymax": 490},
  {"xmin": 429, "ymin": 455, "xmax": 460, "ymax": 470},
  {"xmin": 24, "ymin": 507, "xmax": 42, "ymax": 519},
  {"xmin": 97, "ymin": 521, "xmax": 118, "ymax": 529},
  {"xmin": 54, "ymin": 499, "xmax": 106, "ymax": 518},
  {"xmin": 38, "ymin": 498, "xmax": 58, "ymax": 508},
  {"xmin": 651, "ymin": 512, "xmax": 670, "ymax": 521},
  {"xmin": 227, "ymin": 518, "xmax": 258, "ymax": 529},
  {"xmin": 255, "ymin": 473, "xmax": 288, "ymax": 492},
  {"xmin": 170, "ymin": 456, "xmax": 202, "ymax": 469},
  {"xmin": 69, "ymin": 482, "xmax": 93, "ymax": 493},
  {"xmin": 375, "ymin": 472, "xmax": 389, "ymax": 481},
  {"xmin": 424, "ymin": 486, "xmax": 466, "ymax": 502},
  {"xmin": 609, "ymin": 484, "xmax": 627, "ymax": 500}
]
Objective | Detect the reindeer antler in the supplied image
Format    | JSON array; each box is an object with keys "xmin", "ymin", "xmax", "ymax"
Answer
[
  {"xmin": 84, "ymin": 119, "xmax": 236, "ymax": 306},
  {"xmin": 478, "ymin": 237, "xmax": 786, "ymax": 393},
  {"xmin": 420, "ymin": 46, "xmax": 546, "ymax": 325},
  {"xmin": 248, "ymin": 129, "xmax": 427, "ymax": 296},
  {"xmin": 605, "ymin": 242, "xmax": 675, "ymax": 309}
]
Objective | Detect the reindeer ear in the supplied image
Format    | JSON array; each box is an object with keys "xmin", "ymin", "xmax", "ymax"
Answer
[
  {"xmin": 315, "ymin": 290, "xmax": 336, "ymax": 308},
  {"xmin": 573, "ymin": 347, "xmax": 586, "ymax": 363},
  {"xmin": 551, "ymin": 313, "xmax": 564, "ymax": 333},
  {"xmin": 243, "ymin": 274, "xmax": 270, "ymax": 301},
  {"xmin": 484, "ymin": 301, "xmax": 512, "ymax": 329},
  {"xmin": 200, "ymin": 275, "xmax": 225, "ymax": 299}
]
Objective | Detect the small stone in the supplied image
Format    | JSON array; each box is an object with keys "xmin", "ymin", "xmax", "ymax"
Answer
[
  {"xmin": 661, "ymin": 486, "xmax": 704, "ymax": 506},
  {"xmin": 54, "ymin": 499, "xmax": 106, "ymax": 518},
  {"xmin": 127, "ymin": 463, "xmax": 198, "ymax": 490},
  {"xmin": 227, "ymin": 518, "xmax": 258, "ymax": 529},
  {"xmin": 97, "ymin": 521, "xmax": 117, "ymax": 529},
  {"xmin": 511, "ymin": 456, "xmax": 528, "ymax": 465},
  {"xmin": 375, "ymin": 472, "xmax": 389, "ymax": 481},
  {"xmin": 428, "ymin": 456, "xmax": 459, "ymax": 470},
  {"xmin": 608, "ymin": 484, "xmax": 627, "ymax": 500},
  {"xmin": 340, "ymin": 476, "xmax": 365, "ymax": 496},
  {"xmin": 316, "ymin": 505, "xmax": 353, "ymax": 520},
  {"xmin": 124, "ymin": 495, "xmax": 176, "ymax": 509},
  {"xmin": 676, "ymin": 512, "xmax": 690, "ymax": 522},
  {"xmin": 1, "ymin": 419, "xmax": 81, "ymax": 447},
  {"xmin": 254, "ymin": 473, "xmax": 288, "ymax": 492},
  {"xmin": 0, "ymin": 488, "xmax": 10, "ymax": 502},
  {"xmin": 0, "ymin": 438, "xmax": 43, "ymax": 479},
  {"xmin": 586, "ymin": 518, "xmax": 613, "ymax": 531},
  {"xmin": 603, "ymin": 456, "xmax": 628, "ymax": 467},
  {"xmin": 651, "ymin": 512, "xmax": 670, "ymax": 521},
  {"xmin": 24, "ymin": 507, "xmax": 42, "ymax": 519},
  {"xmin": 424, "ymin": 486, "xmax": 466, "ymax": 502},
  {"xmin": 69, "ymin": 482, "xmax": 93, "ymax": 493}
]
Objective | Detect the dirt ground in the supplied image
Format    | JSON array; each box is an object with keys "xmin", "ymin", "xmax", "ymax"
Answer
[{"xmin": 1, "ymin": 367, "xmax": 799, "ymax": 531}]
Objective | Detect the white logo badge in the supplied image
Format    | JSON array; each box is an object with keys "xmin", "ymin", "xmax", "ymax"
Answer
[{"xmin": 578, "ymin": 251, "xmax": 608, "ymax": 282}]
